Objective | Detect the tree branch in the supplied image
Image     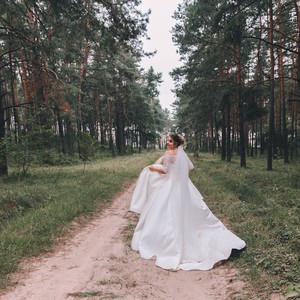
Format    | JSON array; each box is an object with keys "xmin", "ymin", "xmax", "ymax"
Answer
[
  {"xmin": 4, "ymin": 101, "xmax": 34, "ymax": 111},
  {"xmin": 243, "ymin": 35, "xmax": 298, "ymax": 54},
  {"xmin": 41, "ymin": 68, "xmax": 65, "ymax": 84},
  {"xmin": 0, "ymin": 48, "xmax": 20, "ymax": 60}
]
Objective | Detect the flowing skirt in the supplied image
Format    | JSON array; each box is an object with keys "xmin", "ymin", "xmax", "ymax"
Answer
[{"xmin": 130, "ymin": 166, "xmax": 246, "ymax": 271}]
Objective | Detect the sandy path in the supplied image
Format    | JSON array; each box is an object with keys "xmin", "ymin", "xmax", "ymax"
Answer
[{"xmin": 0, "ymin": 182, "xmax": 248, "ymax": 300}]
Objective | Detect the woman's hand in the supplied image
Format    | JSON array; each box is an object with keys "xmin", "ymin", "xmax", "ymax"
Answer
[{"xmin": 149, "ymin": 166, "xmax": 165, "ymax": 174}]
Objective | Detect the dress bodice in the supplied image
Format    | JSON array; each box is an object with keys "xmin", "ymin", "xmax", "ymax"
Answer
[
  {"xmin": 162, "ymin": 153, "xmax": 194, "ymax": 174},
  {"xmin": 162, "ymin": 154, "xmax": 177, "ymax": 174}
]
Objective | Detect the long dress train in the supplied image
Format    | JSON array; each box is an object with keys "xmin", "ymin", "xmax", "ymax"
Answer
[{"xmin": 130, "ymin": 147, "xmax": 246, "ymax": 271}]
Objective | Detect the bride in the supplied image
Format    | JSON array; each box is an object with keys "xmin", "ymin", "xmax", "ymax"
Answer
[{"xmin": 130, "ymin": 134, "xmax": 246, "ymax": 271}]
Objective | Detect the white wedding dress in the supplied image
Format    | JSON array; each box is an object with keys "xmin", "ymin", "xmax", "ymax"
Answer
[{"xmin": 130, "ymin": 146, "xmax": 246, "ymax": 271}]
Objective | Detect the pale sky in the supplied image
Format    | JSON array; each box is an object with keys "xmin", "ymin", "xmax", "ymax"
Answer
[{"xmin": 138, "ymin": 0, "xmax": 184, "ymax": 111}]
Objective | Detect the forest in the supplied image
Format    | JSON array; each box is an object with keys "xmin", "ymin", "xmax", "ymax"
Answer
[
  {"xmin": 171, "ymin": 0, "xmax": 299, "ymax": 169},
  {"xmin": 0, "ymin": 0, "xmax": 299, "ymax": 173},
  {"xmin": 0, "ymin": 0, "xmax": 299, "ymax": 298},
  {"xmin": 0, "ymin": 0, "xmax": 169, "ymax": 176}
]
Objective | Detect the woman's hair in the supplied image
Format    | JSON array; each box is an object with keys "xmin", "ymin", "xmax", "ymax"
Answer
[{"xmin": 170, "ymin": 133, "xmax": 184, "ymax": 147}]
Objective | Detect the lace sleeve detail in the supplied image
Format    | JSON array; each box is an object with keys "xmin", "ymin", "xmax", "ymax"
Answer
[
  {"xmin": 154, "ymin": 156, "xmax": 164, "ymax": 165},
  {"xmin": 188, "ymin": 156, "xmax": 194, "ymax": 170},
  {"xmin": 162, "ymin": 154, "xmax": 176, "ymax": 173}
]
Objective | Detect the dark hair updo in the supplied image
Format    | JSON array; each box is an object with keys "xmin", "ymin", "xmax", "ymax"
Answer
[{"xmin": 170, "ymin": 133, "xmax": 184, "ymax": 147}]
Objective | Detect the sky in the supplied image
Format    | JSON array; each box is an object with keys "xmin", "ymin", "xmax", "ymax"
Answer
[{"xmin": 138, "ymin": 0, "xmax": 184, "ymax": 111}]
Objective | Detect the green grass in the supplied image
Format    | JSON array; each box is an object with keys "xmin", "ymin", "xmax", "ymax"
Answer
[
  {"xmin": 190, "ymin": 153, "xmax": 300, "ymax": 298},
  {"xmin": 0, "ymin": 151, "xmax": 160, "ymax": 289},
  {"xmin": 1, "ymin": 151, "xmax": 299, "ymax": 298}
]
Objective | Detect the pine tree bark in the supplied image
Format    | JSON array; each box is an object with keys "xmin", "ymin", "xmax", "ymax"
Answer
[
  {"xmin": 226, "ymin": 100, "xmax": 231, "ymax": 162},
  {"xmin": 8, "ymin": 35, "xmax": 20, "ymax": 139},
  {"xmin": 278, "ymin": 0, "xmax": 289, "ymax": 163},
  {"xmin": 107, "ymin": 97, "xmax": 115, "ymax": 156},
  {"xmin": 115, "ymin": 94, "xmax": 126, "ymax": 155},
  {"xmin": 291, "ymin": 53, "xmax": 297, "ymax": 159},
  {"xmin": 210, "ymin": 113, "xmax": 215, "ymax": 154},
  {"xmin": 65, "ymin": 114, "xmax": 74, "ymax": 156},
  {"xmin": 0, "ymin": 77, "xmax": 8, "ymax": 176},
  {"xmin": 19, "ymin": 49, "xmax": 28, "ymax": 96},
  {"xmin": 221, "ymin": 107, "xmax": 226, "ymax": 160},
  {"xmin": 96, "ymin": 93, "xmax": 106, "ymax": 145},
  {"xmin": 55, "ymin": 106, "xmax": 66, "ymax": 154},
  {"xmin": 234, "ymin": 4, "xmax": 246, "ymax": 167},
  {"xmin": 236, "ymin": 47, "xmax": 246, "ymax": 165},
  {"xmin": 294, "ymin": 0, "xmax": 300, "ymax": 158},
  {"xmin": 267, "ymin": 0, "xmax": 275, "ymax": 170}
]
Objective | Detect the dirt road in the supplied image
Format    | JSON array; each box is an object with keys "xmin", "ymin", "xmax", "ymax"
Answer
[{"xmin": 0, "ymin": 183, "xmax": 250, "ymax": 300}]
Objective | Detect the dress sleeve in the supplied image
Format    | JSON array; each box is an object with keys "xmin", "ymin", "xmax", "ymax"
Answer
[
  {"xmin": 187, "ymin": 156, "xmax": 194, "ymax": 170},
  {"xmin": 162, "ymin": 155, "xmax": 172, "ymax": 173},
  {"xmin": 154, "ymin": 156, "xmax": 164, "ymax": 165}
]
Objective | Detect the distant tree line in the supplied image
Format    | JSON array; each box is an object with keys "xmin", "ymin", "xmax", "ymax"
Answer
[
  {"xmin": 172, "ymin": 0, "xmax": 299, "ymax": 169},
  {"xmin": 0, "ymin": 0, "xmax": 168, "ymax": 175}
]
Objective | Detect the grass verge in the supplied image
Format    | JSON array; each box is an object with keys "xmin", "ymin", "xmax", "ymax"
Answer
[
  {"xmin": 0, "ymin": 151, "xmax": 160, "ymax": 289},
  {"xmin": 1, "ymin": 151, "xmax": 299, "ymax": 298},
  {"xmin": 190, "ymin": 153, "xmax": 300, "ymax": 298}
]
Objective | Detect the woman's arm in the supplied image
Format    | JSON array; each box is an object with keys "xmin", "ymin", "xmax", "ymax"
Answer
[
  {"xmin": 154, "ymin": 156, "xmax": 164, "ymax": 164},
  {"xmin": 188, "ymin": 156, "xmax": 194, "ymax": 170},
  {"xmin": 149, "ymin": 165, "xmax": 165, "ymax": 174},
  {"xmin": 149, "ymin": 152, "xmax": 171, "ymax": 174}
]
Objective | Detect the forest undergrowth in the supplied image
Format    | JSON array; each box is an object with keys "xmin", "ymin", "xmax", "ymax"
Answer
[
  {"xmin": 191, "ymin": 153, "xmax": 300, "ymax": 299},
  {"xmin": 0, "ymin": 151, "xmax": 299, "ymax": 298},
  {"xmin": 0, "ymin": 151, "xmax": 159, "ymax": 289}
]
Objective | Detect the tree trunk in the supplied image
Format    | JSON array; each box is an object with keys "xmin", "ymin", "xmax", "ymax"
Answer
[
  {"xmin": 65, "ymin": 114, "xmax": 74, "ymax": 156},
  {"xmin": 221, "ymin": 107, "xmax": 226, "ymax": 160},
  {"xmin": 56, "ymin": 106, "xmax": 66, "ymax": 154},
  {"xmin": 32, "ymin": 46, "xmax": 46, "ymax": 125},
  {"xmin": 277, "ymin": 0, "xmax": 288, "ymax": 163},
  {"xmin": 97, "ymin": 93, "xmax": 105, "ymax": 145},
  {"xmin": 115, "ymin": 93, "xmax": 126, "ymax": 155},
  {"xmin": 8, "ymin": 36, "xmax": 20, "ymax": 139},
  {"xmin": 236, "ymin": 4, "xmax": 246, "ymax": 167},
  {"xmin": 77, "ymin": 61, "xmax": 83, "ymax": 158},
  {"xmin": 267, "ymin": 0, "xmax": 275, "ymax": 171},
  {"xmin": 20, "ymin": 48, "xmax": 30, "ymax": 107},
  {"xmin": 226, "ymin": 100, "xmax": 231, "ymax": 162},
  {"xmin": 255, "ymin": 119, "xmax": 258, "ymax": 156},
  {"xmin": 210, "ymin": 113, "xmax": 215, "ymax": 154},
  {"xmin": 107, "ymin": 97, "xmax": 115, "ymax": 156},
  {"xmin": 237, "ymin": 51, "xmax": 246, "ymax": 167},
  {"xmin": 294, "ymin": 0, "xmax": 300, "ymax": 158},
  {"xmin": 0, "ymin": 78, "xmax": 8, "ymax": 176}
]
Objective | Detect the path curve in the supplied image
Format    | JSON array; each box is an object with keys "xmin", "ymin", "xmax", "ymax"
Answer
[{"xmin": 0, "ymin": 183, "xmax": 247, "ymax": 300}]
